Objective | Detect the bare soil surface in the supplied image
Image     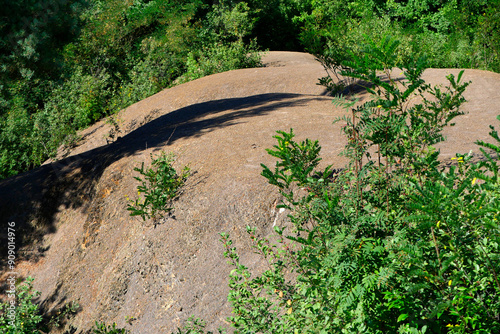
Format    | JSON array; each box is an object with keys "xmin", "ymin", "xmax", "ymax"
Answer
[{"xmin": 1, "ymin": 51, "xmax": 500, "ymax": 333}]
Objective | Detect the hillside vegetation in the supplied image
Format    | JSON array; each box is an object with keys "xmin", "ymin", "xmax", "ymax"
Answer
[{"xmin": 1, "ymin": 0, "xmax": 500, "ymax": 179}]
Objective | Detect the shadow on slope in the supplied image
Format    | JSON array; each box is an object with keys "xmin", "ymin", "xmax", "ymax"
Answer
[{"xmin": 0, "ymin": 92, "xmax": 326, "ymax": 268}]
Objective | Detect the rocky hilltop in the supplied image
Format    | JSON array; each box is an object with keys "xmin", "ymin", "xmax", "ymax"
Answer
[{"xmin": 1, "ymin": 52, "xmax": 500, "ymax": 333}]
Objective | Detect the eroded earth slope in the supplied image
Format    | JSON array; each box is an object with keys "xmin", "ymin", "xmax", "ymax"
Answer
[{"xmin": 1, "ymin": 52, "xmax": 500, "ymax": 333}]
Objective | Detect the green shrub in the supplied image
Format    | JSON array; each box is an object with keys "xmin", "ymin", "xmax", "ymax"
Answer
[
  {"xmin": 0, "ymin": 277, "xmax": 128, "ymax": 334},
  {"xmin": 0, "ymin": 277, "xmax": 80, "ymax": 333},
  {"xmin": 90, "ymin": 321, "xmax": 129, "ymax": 334},
  {"xmin": 48, "ymin": 67, "xmax": 113, "ymax": 129},
  {"xmin": 0, "ymin": 277, "xmax": 42, "ymax": 334},
  {"xmin": 172, "ymin": 316, "xmax": 225, "ymax": 334},
  {"xmin": 0, "ymin": 66, "xmax": 114, "ymax": 178},
  {"xmin": 110, "ymin": 52, "xmax": 183, "ymax": 112},
  {"xmin": 178, "ymin": 40, "xmax": 262, "ymax": 84},
  {"xmin": 176, "ymin": 2, "xmax": 262, "ymax": 84},
  {"xmin": 246, "ymin": 0, "xmax": 306, "ymax": 51},
  {"xmin": 127, "ymin": 151, "xmax": 190, "ymax": 222}
]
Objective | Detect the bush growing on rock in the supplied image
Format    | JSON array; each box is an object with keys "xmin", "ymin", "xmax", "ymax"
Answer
[{"xmin": 127, "ymin": 151, "xmax": 190, "ymax": 223}]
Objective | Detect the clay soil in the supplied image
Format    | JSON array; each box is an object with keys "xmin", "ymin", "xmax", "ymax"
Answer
[{"xmin": 1, "ymin": 52, "xmax": 500, "ymax": 333}]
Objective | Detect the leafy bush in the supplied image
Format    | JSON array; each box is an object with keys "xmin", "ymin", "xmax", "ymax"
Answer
[
  {"xmin": 217, "ymin": 37, "xmax": 500, "ymax": 333},
  {"xmin": 178, "ymin": 40, "xmax": 262, "ymax": 84},
  {"xmin": 0, "ymin": 277, "xmax": 129, "ymax": 334},
  {"xmin": 0, "ymin": 66, "xmax": 115, "ymax": 179},
  {"xmin": 0, "ymin": 277, "xmax": 42, "ymax": 333},
  {"xmin": 127, "ymin": 152, "xmax": 190, "ymax": 222},
  {"xmin": 0, "ymin": 277, "xmax": 80, "ymax": 333},
  {"xmin": 90, "ymin": 321, "xmax": 129, "ymax": 334},
  {"xmin": 172, "ymin": 316, "xmax": 225, "ymax": 334},
  {"xmin": 110, "ymin": 50, "xmax": 184, "ymax": 112},
  {"xmin": 176, "ymin": 2, "xmax": 262, "ymax": 84}
]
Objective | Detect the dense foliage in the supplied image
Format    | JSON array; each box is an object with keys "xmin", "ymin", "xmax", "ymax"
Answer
[
  {"xmin": 1, "ymin": 0, "xmax": 499, "ymax": 179},
  {"xmin": 0, "ymin": 278, "xmax": 42, "ymax": 333}
]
